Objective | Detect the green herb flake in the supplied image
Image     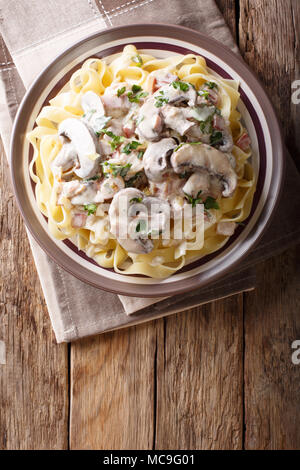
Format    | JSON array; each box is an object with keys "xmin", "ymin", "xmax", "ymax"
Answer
[
  {"xmin": 127, "ymin": 89, "xmax": 148, "ymax": 103},
  {"xmin": 174, "ymin": 143, "xmax": 185, "ymax": 152},
  {"xmin": 101, "ymin": 161, "xmax": 132, "ymax": 178},
  {"xmin": 198, "ymin": 89, "xmax": 210, "ymax": 99},
  {"xmin": 154, "ymin": 90, "xmax": 169, "ymax": 108},
  {"xmin": 137, "ymin": 150, "xmax": 144, "ymax": 160},
  {"xmin": 136, "ymin": 219, "xmax": 147, "ymax": 232},
  {"xmin": 184, "ymin": 190, "xmax": 203, "ymax": 208},
  {"xmin": 130, "ymin": 197, "xmax": 143, "ymax": 203},
  {"xmin": 83, "ymin": 203, "xmax": 97, "ymax": 215},
  {"xmin": 122, "ymin": 140, "xmax": 140, "ymax": 155},
  {"xmin": 204, "ymin": 81, "xmax": 218, "ymax": 89},
  {"xmin": 117, "ymin": 86, "xmax": 126, "ymax": 97},
  {"xmin": 210, "ymin": 130, "xmax": 223, "ymax": 146},
  {"xmin": 132, "ymin": 54, "xmax": 143, "ymax": 67},
  {"xmin": 132, "ymin": 84, "xmax": 142, "ymax": 93},
  {"xmin": 171, "ymin": 80, "xmax": 190, "ymax": 92},
  {"xmin": 84, "ymin": 175, "xmax": 100, "ymax": 182},
  {"xmin": 100, "ymin": 129, "xmax": 125, "ymax": 150},
  {"xmin": 204, "ymin": 196, "xmax": 220, "ymax": 210}
]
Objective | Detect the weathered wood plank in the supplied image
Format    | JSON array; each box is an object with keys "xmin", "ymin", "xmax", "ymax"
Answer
[
  {"xmin": 216, "ymin": 0, "xmax": 237, "ymax": 41},
  {"xmin": 239, "ymin": 0, "xmax": 300, "ymax": 166},
  {"xmin": 155, "ymin": 297, "xmax": 244, "ymax": 450},
  {"xmin": 70, "ymin": 322, "xmax": 158, "ymax": 449},
  {"xmin": 244, "ymin": 246, "xmax": 300, "ymax": 449},
  {"xmin": 239, "ymin": 0, "xmax": 300, "ymax": 450},
  {"xmin": 0, "ymin": 141, "xmax": 69, "ymax": 450}
]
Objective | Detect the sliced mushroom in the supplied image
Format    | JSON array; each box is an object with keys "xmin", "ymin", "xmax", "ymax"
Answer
[
  {"xmin": 143, "ymin": 138, "xmax": 177, "ymax": 182},
  {"xmin": 52, "ymin": 142, "xmax": 78, "ymax": 175},
  {"xmin": 182, "ymin": 172, "xmax": 223, "ymax": 200},
  {"xmin": 161, "ymin": 105, "xmax": 194, "ymax": 135},
  {"xmin": 212, "ymin": 114, "xmax": 234, "ymax": 153},
  {"xmin": 109, "ymin": 189, "xmax": 171, "ymax": 254},
  {"xmin": 58, "ymin": 118, "xmax": 101, "ymax": 179},
  {"xmin": 171, "ymin": 143, "xmax": 237, "ymax": 197},
  {"xmin": 136, "ymin": 97, "xmax": 163, "ymax": 142},
  {"xmin": 109, "ymin": 188, "xmax": 153, "ymax": 254}
]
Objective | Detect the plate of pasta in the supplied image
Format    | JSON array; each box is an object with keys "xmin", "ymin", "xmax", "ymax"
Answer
[{"xmin": 10, "ymin": 24, "xmax": 283, "ymax": 297}]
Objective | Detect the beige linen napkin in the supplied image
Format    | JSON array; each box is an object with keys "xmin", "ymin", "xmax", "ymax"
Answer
[{"xmin": 0, "ymin": 0, "xmax": 299, "ymax": 342}]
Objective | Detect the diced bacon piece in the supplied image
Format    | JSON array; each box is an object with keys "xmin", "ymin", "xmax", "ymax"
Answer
[
  {"xmin": 122, "ymin": 120, "xmax": 136, "ymax": 138},
  {"xmin": 213, "ymin": 114, "xmax": 225, "ymax": 130},
  {"xmin": 207, "ymin": 88, "xmax": 219, "ymax": 106},
  {"xmin": 71, "ymin": 213, "xmax": 87, "ymax": 228},
  {"xmin": 216, "ymin": 221, "xmax": 236, "ymax": 236},
  {"xmin": 236, "ymin": 132, "xmax": 251, "ymax": 151}
]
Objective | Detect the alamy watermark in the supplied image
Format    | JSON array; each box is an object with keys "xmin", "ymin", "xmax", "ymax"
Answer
[
  {"xmin": 291, "ymin": 80, "xmax": 300, "ymax": 104},
  {"xmin": 291, "ymin": 340, "xmax": 300, "ymax": 365}
]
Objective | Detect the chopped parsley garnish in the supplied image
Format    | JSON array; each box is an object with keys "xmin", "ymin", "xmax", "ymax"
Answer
[
  {"xmin": 136, "ymin": 219, "xmax": 147, "ymax": 232},
  {"xmin": 132, "ymin": 84, "xmax": 142, "ymax": 93},
  {"xmin": 127, "ymin": 84, "xmax": 148, "ymax": 103},
  {"xmin": 130, "ymin": 197, "xmax": 143, "ymax": 203},
  {"xmin": 204, "ymin": 196, "xmax": 220, "ymax": 210},
  {"xmin": 137, "ymin": 150, "xmax": 144, "ymax": 160},
  {"xmin": 199, "ymin": 116, "xmax": 213, "ymax": 134},
  {"xmin": 210, "ymin": 130, "xmax": 223, "ymax": 146},
  {"xmin": 117, "ymin": 86, "xmax": 126, "ymax": 97},
  {"xmin": 204, "ymin": 81, "xmax": 218, "ymax": 89},
  {"xmin": 198, "ymin": 89, "xmax": 210, "ymax": 99},
  {"xmin": 84, "ymin": 175, "xmax": 100, "ymax": 181},
  {"xmin": 184, "ymin": 190, "xmax": 203, "ymax": 208},
  {"xmin": 99, "ymin": 129, "xmax": 125, "ymax": 150},
  {"xmin": 184, "ymin": 191, "xmax": 220, "ymax": 211},
  {"xmin": 174, "ymin": 143, "xmax": 185, "ymax": 152},
  {"xmin": 171, "ymin": 80, "xmax": 190, "ymax": 92},
  {"xmin": 154, "ymin": 90, "xmax": 169, "ymax": 108},
  {"xmin": 83, "ymin": 203, "xmax": 97, "ymax": 215},
  {"xmin": 132, "ymin": 54, "xmax": 143, "ymax": 67},
  {"xmin": 122, "ymin": 140, "xmax": 140, "ymax": 155},
  {"xmin": 101, "ymin": 161, "xmax": 132, "ymax": 178}
]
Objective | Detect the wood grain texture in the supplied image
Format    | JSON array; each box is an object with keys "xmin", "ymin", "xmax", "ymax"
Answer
[
  {"xmin": 216, "ymin": 0, "xmax": 237, "ymax": 41},
  {"xmin": 155, "ymin": 297, "xmax": 244, "ymax": 450},
  {"xmin": 244, "ymin": 246, "xmax": 300, "ymax": 449},
  {"xmin": 0, "ymin": 141, "xmax": 69, "ymax": 450},
  {"xmin": 1, "ymin": 0, "xmax": 299, "ymax": 451},
  {"xmin": 239, "ymin": 0, "xmax": 300, "ymax": 167},
  {"xmin": 70, "ymin": 322, "xmax": 158, "ymax": 449},
  {"xmin": 239, "ymin": 0, "xmax": 300, "ymax": 450}
]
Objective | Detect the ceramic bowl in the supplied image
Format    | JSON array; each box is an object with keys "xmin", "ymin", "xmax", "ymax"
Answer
[{"xmin": 10, "ymin": 24, "xmax": 284, "ymax": 296}]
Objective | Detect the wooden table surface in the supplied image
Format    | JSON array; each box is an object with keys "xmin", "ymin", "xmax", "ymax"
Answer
[{"xmin": 0, "ymin": 0, "xmax": 299, "ymax": 450}]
